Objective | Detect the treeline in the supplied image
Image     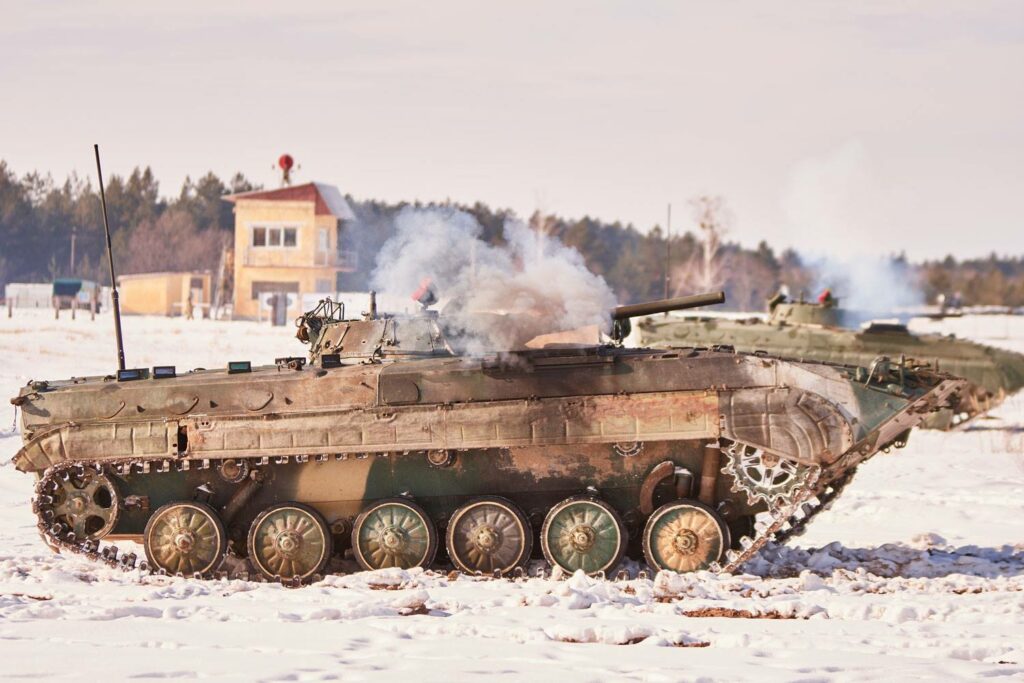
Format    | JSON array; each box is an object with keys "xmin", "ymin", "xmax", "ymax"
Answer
[
  {"xmin": 919, "ymin": 255, "xmax": 1024, "ymax": 309},
  {"xmin": 2, "ymin": 161, "xmax": 1023, "ymax": 308},
  {"xmin": 0, "ymin": 161, "xmax": 258, "ymax": 284}
]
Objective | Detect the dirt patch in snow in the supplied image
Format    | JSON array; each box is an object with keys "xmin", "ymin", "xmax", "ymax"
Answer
[
  {"xmin": 680, "ymin": 607, "xmax": 803, "ymax": 619},
  {"xmin": 1, "ymin": 593, "xmax": 53, "ymax": 601}
]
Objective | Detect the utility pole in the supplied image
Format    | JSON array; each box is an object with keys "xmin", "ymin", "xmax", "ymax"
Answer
[
  {"xmin": 663, "ymin": 203, "xmax": 672, "ymax": 300},
  {"xmin": 69, "ymin": 226, "xmax": 77, "ymax": 275}
]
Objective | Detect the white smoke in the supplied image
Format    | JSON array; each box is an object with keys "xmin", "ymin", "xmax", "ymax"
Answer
[
  {"xmin": 781, "ymin": 140, "xmax": 923, "ymax": 313},
  {"xmin": 370, "ymin": 207, "xmax": 618, "ymax": 354},
  {"xmin": 800, "ymin": 253, "xmax": 921, "ymax": 314}
]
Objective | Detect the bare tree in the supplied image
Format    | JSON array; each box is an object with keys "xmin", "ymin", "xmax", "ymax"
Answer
[
  {"xmin": 674, "ymin": 195, "xmax": 730, "ymax": 295},
  {"xmin": 123, "ymin": 209, "xmax": 227, "ymax": 274}
]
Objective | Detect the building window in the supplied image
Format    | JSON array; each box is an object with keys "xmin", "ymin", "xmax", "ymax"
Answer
[
  {"xmin": 251, "ymin": 281, "xmax": 300, "ymax": 300},
  {"xmin": 318, "ymin": 228, "xmax": 329, "ymax": 252},
  {"xmin": 315, "ymin": 279, "xmax": 332, "ymax": 292},
  {"xmin": 189, "ymin": 277, "xmax": 204, "ymax": 289},
  {"xmin": 251, "ymin": 226, "xmax": 298, "ymax": 248}
]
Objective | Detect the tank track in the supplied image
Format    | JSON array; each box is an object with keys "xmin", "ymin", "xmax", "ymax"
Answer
[
  {"xmin": 34, "ymin": 462, "xmax": 157, "ymax": 577},
  {"xmin": 714, "ymin": 467, "xmax": 858, "ymax": 574},
  {"xmin": 33, "ymin": 454, "xmax": 852, "ymax": 584},
  {"xmin": 771, "ymin": 468, "xmax": 856, "ymax": 546}
]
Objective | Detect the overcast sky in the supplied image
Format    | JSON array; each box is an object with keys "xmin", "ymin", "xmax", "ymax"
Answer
[{"xmin": 1, "ymin": 0, "xmax": 1021, "ymax": 259}]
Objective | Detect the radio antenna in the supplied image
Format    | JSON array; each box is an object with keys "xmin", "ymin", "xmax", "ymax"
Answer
[{"xmin": 93, "ymin": 144, "xmax": 126, "ymax": 371}]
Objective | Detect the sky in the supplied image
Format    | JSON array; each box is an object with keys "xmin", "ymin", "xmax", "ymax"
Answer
[{"xmin": 1, "ymin": 0, "xmax": 1021, "ymax": 260}]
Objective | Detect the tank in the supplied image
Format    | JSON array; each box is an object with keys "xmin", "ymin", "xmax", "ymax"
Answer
[
  {"xmin": 11, "ymin": 291, "xmax": 963, "ymax": 583},
  {"xmin": 637, "ymin": 295, "xmax": 1024, "ymax": 430}
]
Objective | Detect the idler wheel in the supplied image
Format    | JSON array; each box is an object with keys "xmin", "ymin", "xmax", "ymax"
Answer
[
  {"xmin": 44, "ymin": 467, "xmax": 121, "ymax": 541},
  {"xmin": 540, "ymin": 496, "xmax": 626, "ymax": 576},
  {"xmin": 143, "ymin": 502, "xmax": 226, "ymax": 576},
  {"xmin": 246, "ymin": 502, "xmax": 332, "ymax": 581},
  {"xmin": 352, "ymin": 498, "xmax": 438, "ymax": 571},
  {"xmin": 446, "ymin": 496, "xmax": 531, "ymax": 576},
  {"xmin": 642, "ymin": 500, "xmax": 730, "ymax": 573}
]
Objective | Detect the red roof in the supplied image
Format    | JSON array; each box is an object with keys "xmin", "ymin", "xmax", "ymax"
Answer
[{"xmin": 223, "ymin": 182, "xmax": 354, "ymax": 220}]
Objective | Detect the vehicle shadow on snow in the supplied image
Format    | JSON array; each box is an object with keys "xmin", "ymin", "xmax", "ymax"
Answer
[
  {"xmin": 964, "ymin": 423, "xmax": 1024, "ymax": 433},
  {"xmin": 749, "ymin": 541, "xmax": 1024, "ymax": 579}
]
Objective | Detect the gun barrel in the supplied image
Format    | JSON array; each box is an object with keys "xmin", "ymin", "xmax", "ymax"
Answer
[{"xmin": 611, "ymin": 291, "xmax": 725, "ymax": 320}]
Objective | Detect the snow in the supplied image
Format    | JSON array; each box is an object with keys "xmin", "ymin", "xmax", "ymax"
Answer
[{"xmin": 1, "ymin": 310, "xmax": 1023, "ymax": 681}]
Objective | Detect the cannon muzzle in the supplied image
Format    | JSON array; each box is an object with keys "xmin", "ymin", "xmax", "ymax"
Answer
[{"xmin": 611, "ymin": 291, "xmax": 725, "ymax": 320}]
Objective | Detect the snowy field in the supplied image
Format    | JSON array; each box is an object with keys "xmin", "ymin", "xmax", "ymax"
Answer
[{"xmin": 1, "ymin": 310, "xmax": 1022, "ymax": 681}]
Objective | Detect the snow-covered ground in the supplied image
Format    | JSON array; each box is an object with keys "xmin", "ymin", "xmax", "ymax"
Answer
[{"xmin": 1, "ymin": 310, "xmax": 1022, "ymax": 681}]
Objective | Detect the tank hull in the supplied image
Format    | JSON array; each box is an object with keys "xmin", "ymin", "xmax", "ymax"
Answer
[
  {"xmin": 637, "ymin": 315, "xmax": 1024, "ymax": 428},
  {"xmin": 13, "ymin": 345, "xmax": 962, "ymax": 578}
]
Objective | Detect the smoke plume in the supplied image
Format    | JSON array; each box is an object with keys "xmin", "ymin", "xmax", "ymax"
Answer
[
  {"xmin": 781, "ymin": 140, "xmax": 924, "ymax": 314},
  {"xmin": 370, "ymin": 207, "xmax": 618, "ymax": 354},
  {"xmin": 801, "ymin": 254, "xmax": 921, "ymax": 314}
]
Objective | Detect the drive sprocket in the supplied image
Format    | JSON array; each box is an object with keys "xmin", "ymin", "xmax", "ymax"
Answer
[
  {"xmin": 35, "ymin": 464, "xmax": 121, "ymax": 542},
  {"xmin": 723, "ymin": 441, "xmax": 818, "ymax": 505}
]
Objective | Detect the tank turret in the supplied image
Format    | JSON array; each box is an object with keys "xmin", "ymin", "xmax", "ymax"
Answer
[
  {"xmin": 298, "ymin": 290, "xmax": 727, "ymax": 365},
  {"xmin": 768, "ymin": 300, "xmax": 843, "ymax": 327}
]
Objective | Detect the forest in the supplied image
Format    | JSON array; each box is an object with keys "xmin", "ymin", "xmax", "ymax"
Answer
[{"xmin": 1, "ymin": 160, "xmax": 1023, "ymax": 310}]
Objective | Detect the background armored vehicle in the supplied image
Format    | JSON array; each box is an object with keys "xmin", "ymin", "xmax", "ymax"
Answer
[
  {"xmin": 637, "ymin": 296, "xmax": 1024, "ymax": 430},
  {"xmin": 12, "ymin": 292, "xmax": 962, "ymax": 583}
]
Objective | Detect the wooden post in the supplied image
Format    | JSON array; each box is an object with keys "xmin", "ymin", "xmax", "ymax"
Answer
[
  {"xmin": 71, "ymin": 298, "xmax": 77, "ymax": 320},
  {"xmin": 6, "ymin": 297, "xmax": 12, "ymax": 318},
  {"xmin": 53, "ymin": 296, "xmax": 59, "ymax": 320}
]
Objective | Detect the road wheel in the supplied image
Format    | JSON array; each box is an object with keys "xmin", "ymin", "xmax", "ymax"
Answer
[
  {"xmin": 446, "ymin": 496, "xmax": 531, "ymax": 576},
  {"xmin": 144, "ymin": 502, "xmax": 226, "ymax": 576},
  {"xmin": 247, "ymin": 502, "xmax": 332, "ymax": 581},
  {"xmin": 642, "ymin": 500, "xmax": 729, "ymax": 573},
  {"xmin": 540, "ymin": 496, "xmax": 626, "ymax": 575},
  {"xmin": 352, "ymin": 498, "xmax": 438, "ymax": 571}
]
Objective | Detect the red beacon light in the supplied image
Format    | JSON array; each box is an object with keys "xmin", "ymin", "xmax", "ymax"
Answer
[{"xmin": 277, "ymin": 154, "xmax": 296, "ymax": 185}]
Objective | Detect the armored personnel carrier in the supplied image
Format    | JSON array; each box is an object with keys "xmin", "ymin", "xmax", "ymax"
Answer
[
  {"xmin": 12, "ymin": 292, "xmax": 962, "ymax": 583},
  {"xmin": 637, "ymin": 295, "xmax": 1024, "ymax": 430}
]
